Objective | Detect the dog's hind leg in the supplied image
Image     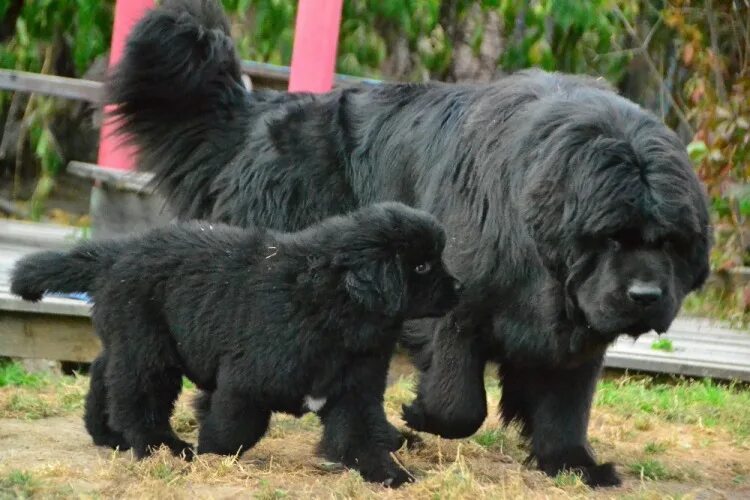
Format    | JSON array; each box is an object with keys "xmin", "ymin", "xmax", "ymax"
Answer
[
  {"xmin": 318, "ymin": 351, "xmax": 412, "ymax": 488},
  {"xmin": 84, "ymin": 351, "xmax": 130, "ymax": 451},
  {"xmin": 103, "ymin": 313, "xmax": 193, "ymax": 459},
  {"xmin": 196, "ymin": 384, "xmax": 270, "ymax": 456}
]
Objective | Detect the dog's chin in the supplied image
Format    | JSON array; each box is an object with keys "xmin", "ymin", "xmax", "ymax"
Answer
[
  {"xmin": 584, "ymin": 314, "xmax": 674, "ymax": 339},
  {"xmin": 406, "ymin": 302, "xmax": 458, "ymax": 320}
]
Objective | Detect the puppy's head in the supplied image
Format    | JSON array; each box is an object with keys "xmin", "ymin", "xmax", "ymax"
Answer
[{"xmin": 323, "ymin": 202, "xmax": 461, "ymax": 318}]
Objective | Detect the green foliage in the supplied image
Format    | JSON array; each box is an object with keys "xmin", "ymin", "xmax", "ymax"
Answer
[
  {"xmin": 500, "ymin": 0, "xmax": 636, "ymax": 82},
  {"xmin": 666, "ymin": 1, "xmax": 750, "ymax": 272},
  {"xmin": 0, "ymin": 1, "xmax": 113, "ymax": 219},
  {"xmin": 650, "ymin": 338, "xmax": 674, "ymax": 352},
  {"xmin": 219, "ymin": 1, "xmax": 639, "ymax": 81},
  {"xmin": 222, "ymin": 0, "xmax": 296, "ymax": 66}
]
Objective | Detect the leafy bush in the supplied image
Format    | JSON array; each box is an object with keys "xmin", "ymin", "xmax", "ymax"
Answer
[{"xmin": 0, "ymin": 0, "xmax": 113, "ymax": 218}]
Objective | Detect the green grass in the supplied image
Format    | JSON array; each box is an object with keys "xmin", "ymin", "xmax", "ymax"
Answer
[
  {"xmin": 472, "ymin": 429, "xmax": 507, "ymax": 450},
  {"xmin": 0, "ymin": 470, "xmax": 37, "ymax": 498},
  {"xmin": 629, "ymin": 458, "xmax": 673, "ymax": 480},
  {"xmin": 553, "ymin": 471, "xmax": 584, "ymax": 488},
  {"xmin": 650, "ymin": 338, "xmax": 674, "ymax": 352},
  {"xmin": 0, "ymin": 362, "xmax": 86, "ymax": 420},
  {"xmin": 595, "ymin": 376, "xmax": 750, "ymax": 440},
  {"xmin": 0, "ymin": 360, "xmax": 48, "ymax": 389},
  {"xmin": 643, "ymin": 441, "xmax": 668, "ymax": 455}
]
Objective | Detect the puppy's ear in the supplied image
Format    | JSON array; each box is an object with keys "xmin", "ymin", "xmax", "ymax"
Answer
[{"xmin": 345, "ymin": 258, "xmax": 406, "ymax": 315}]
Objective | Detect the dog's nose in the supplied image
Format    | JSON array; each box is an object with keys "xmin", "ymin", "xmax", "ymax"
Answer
[{"xmin": 627, "ymin": 281, "xmax": 662, "ymax": 306}]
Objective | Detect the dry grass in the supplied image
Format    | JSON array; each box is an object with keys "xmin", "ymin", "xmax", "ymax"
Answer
[{"xmin": 1, "ymin": 358, "xmax": 749, "ymax": 499}]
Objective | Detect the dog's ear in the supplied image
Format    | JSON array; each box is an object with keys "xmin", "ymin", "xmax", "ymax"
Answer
[{"xmin": 345, "ymin": 258, "xmax": 406, "ymax": 315}]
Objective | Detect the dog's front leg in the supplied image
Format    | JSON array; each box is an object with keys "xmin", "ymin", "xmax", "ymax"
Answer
[
  {"xmin": 317, "ymin": 352, "xmax": 413, "ymax": 488},
  {"xmin": 402, "ymin": 313, "xmax": 489, "ymax": 438}
]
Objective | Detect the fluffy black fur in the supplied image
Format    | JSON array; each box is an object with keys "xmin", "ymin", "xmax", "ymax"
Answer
[
  {"xmin": 106, "ymin": 0, "xmax": 712, "ymax": 487},
  {"xmin": 11, "ymin": 202, "xmax": 461, "ymax": 487}
]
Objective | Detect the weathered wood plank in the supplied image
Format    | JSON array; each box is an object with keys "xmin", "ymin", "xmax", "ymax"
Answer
[
  {"xmin": 0, "ymin": 220, "xmax": 82, "ymax": 249},
  {"xmin": 0, "ymin": 312, "xmax": 98, "ymax": 363},
  {"xmin": 67, "ymin": 161, "xmax": 154, "ymax": 193},
  {"xmin": 0, "ymin": 291, "xmax": 91, "ymax": 318},
  {"xmin": 0, "ymin": 63, "xmax": 381, "ymax": 103},
  {"xmin": 0, "ymin": 70, "xmax": 104, "ymax": 102},
  {"xmin": 605, "ymin": 325, "xmax": 750, "ymax": 382}
]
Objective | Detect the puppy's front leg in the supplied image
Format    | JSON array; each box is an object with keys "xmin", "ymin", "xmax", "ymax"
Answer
[{"xmin": 317, "ymin": 353, "xmax": 412, "ymax": 488}]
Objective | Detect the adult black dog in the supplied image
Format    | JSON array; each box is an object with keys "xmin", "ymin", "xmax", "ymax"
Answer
[
  {"xmin": 107, "ymin": 0, "xmax": 712, "ymax": 487},
  {"xmin": 11, "ymin": 202, "xmax": 461, "ymax": 487}
]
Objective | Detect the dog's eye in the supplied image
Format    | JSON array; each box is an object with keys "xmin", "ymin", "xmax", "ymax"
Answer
[{"xmin": 415, "ymin": 262, "xmax": 432, "ymax": 274}]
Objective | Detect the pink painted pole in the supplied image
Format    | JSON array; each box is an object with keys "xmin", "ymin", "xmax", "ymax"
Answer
[
  {"xmin": 287, "ymin": 0, "xmax": 343, "ymax": 93},
  {"xmin": 97, "ymin": 0, "xmax": 154, "ymax": 171}
]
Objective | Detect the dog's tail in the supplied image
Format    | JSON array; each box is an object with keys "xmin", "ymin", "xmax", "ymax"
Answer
[
  {"xmin": 10, "ymin": 241, "xmax": 124, "ymax": 301},
  {"xmin": 106, "ymin": 0, "xmax": 249, "ymax": 219}
]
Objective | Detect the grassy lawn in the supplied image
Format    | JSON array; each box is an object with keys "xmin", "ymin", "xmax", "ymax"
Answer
[{"xmin": 1, "ymin": 359, "xmax": 749, "ymax": 499}]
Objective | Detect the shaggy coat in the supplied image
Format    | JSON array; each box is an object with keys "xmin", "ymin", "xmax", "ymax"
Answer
[
  {"xmin": 11, "ymin": 202, "xmax": 460, "ymax": 488},
  {"xmin": 105, "ymin": 0, "xmax": 712, "ymax": 486}
]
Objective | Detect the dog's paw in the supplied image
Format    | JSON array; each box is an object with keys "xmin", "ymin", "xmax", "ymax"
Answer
[{"xmin": 578, "ymin": 462, "xmax": 621, "ymax": 488}]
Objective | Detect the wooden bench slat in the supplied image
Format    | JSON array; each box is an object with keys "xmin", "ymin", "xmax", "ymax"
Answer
[{"xmin": 67, "ymin": 161, "xmax": 154, "ymax": 193}]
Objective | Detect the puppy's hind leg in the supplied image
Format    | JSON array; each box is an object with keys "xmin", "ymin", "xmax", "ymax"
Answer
[
  {"xmin": 103, "ymin": 313, "xmax": 193, "ymax": 459},
  {"xmin": 197, "ymin": 383, "xmax": 270, "ymax": 456},
  {"xmin": 84, "ymin": 351, "xmax": 130, "ymax": 451}
]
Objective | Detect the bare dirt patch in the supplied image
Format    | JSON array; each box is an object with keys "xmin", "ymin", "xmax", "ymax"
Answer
[{"xmin": 1, "ymin": 358, "xmax": 749, "ymax": 499}]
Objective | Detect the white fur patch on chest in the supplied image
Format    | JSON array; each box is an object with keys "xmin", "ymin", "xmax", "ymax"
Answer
[{"xmin": 303, "ymin": 395, "xmax": 327, "ymax": 412}]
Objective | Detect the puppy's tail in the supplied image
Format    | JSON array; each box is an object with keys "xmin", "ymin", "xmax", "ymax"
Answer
[
  {"xmin": 106, "ymin": 0, "xmax": 249, "ymax": 219},
  {"xmin": 10, "ymin": 241, "xmax": 124, "ymax": 301}
]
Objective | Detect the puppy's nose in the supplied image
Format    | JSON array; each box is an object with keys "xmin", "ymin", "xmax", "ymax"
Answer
[{"xmin": 627, "ymin": 281, "xmax": 662, "ymax": 306}]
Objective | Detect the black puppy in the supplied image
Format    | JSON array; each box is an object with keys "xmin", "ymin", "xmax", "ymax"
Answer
[{"xmin": 11, "ymin": 202, "xmax": 460, "ymax": 487}]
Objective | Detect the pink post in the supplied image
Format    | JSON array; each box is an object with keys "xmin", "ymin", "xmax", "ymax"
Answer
[
  {"xmin": 287, "ymin": 0, "xmax": 343, "ymax": 93},
  {"xmin": 97, "ymin": 0, "xmax": 154, "ymax": 171}
]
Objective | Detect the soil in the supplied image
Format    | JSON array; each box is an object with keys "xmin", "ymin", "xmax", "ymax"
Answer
[{"xmin": 1, "ymin": 358, "xmax": 749, "ymax": 499}]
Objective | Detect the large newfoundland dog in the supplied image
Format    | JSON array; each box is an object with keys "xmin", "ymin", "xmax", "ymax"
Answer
[
  {"xmin": 107, "ymin": 0, "xmax": 711, "ymax": 486},
  {"xmin": 12, "ymin": 202, "xmax": 459, "ymax": 487}
]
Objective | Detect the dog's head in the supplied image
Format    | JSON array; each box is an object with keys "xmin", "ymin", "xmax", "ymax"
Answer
[
  {"xmin": 521, "ymin": 90, "xmax": 711, "ymax": 340},
  {"xmin": 317, "ymin": 202, "xmax": 461, "ymax": 319}
]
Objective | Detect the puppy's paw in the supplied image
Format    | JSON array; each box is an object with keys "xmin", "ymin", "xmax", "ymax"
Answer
[
  {"xmin": 401, "ymin": 402, "xmax": 426, "ymax": 432},
  {"xmin": 156, "ymin": 437, "xmax": 196, "ymax": 461},
  {"xmin": 91, "ymin": 432, "xmax": 131, "ymax": 452},
  {"xmin": 381, "ymin": 466, "xmax": 414, "ymax": 489},
  {"xmin": 386, "ymin": 424, "xmax": 423, "ymax": 451},
  {"xmin": 578, "ymin": 462, "xmax": 621, "ymax": 488},
  {"xmin": 360, "ymin": 460, "xmax": 414, "ymax": 488}
]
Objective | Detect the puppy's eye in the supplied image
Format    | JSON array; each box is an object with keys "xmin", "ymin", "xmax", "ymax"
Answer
[
  {"xmin": 415, "ymin": 262, "xmax": 432, "ymax": 274},
  {"xmin": 607, "ymin": 238, "xmax": 621, "ymax": 251}
]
